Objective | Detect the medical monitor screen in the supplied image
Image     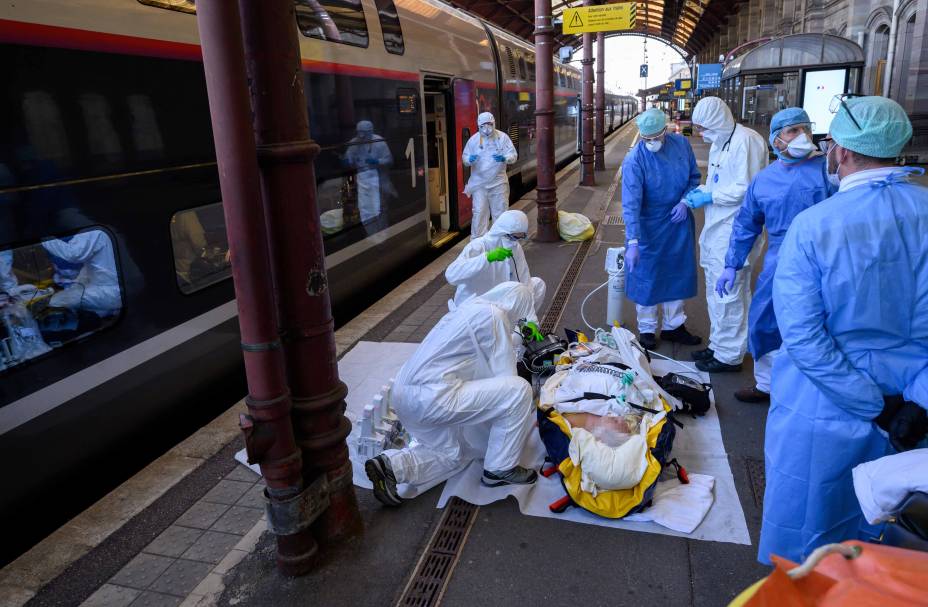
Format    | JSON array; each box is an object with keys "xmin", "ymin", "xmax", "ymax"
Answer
[{"xmin": 803, "ymin": 69, "xmax": 847, "ymax": 135}]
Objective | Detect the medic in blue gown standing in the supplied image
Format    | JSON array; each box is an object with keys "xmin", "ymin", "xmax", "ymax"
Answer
[
  {"xmin": 715, "ymin": 108, "xmax": 835, "ymax": 404},
  {"xmin": 621, "ymin": 108, "xmax": 702, "ymax": 350},
  {"xmin": 759, "ymin": 96, "xmax": 928, "ymax": 566}
]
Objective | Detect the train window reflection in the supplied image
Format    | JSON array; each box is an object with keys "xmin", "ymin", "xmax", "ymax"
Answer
[
  {"xmin": 137, "ymin": 0, "xmax": 196, "ymax": 14},
  {"xmin": 170, "ymin": 204, "xmax": 231, "ymax": 294},
  {"xmin": 374, "ymin": 0, "xmax": 404, "ymax": 55},
  {"xmin": 0, "ymin": 230, "xmax": 123, "ymax": 373},
  {"xmin": 295, "ymin": 0, "xmax": 369, "ymax": 48}
]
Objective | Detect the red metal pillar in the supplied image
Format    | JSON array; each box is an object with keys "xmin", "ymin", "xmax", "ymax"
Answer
[
  {"xmin": 237, "ymin": 0, "xmax": 362, "ymax": 544},
  {"xmin": 534, "ymin": 0, "xmax": 559, "ymax": 241},
  {"xmin": 594, "ymin": 32, "xmax": 606, "ymax": 171},
  {"xmin": 580, "ymin": 0, "xmax": 595, "ymax": 186},
  {"xmin": 195, "ymin": 0, "xmax": 317, "ymax": 576}
]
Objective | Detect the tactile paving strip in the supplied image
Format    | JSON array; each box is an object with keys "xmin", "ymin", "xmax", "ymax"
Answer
[
  {"xmin": 540, "ymin": 234, "xmax": 596, "ymax": 335},
  {"xmin": 395, "ymin": 497, "xmax": 479, "ymax": 607}
]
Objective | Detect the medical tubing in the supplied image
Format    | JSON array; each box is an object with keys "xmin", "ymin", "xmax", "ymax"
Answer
[
  {"xmin": 579, "ymin": 280, "xmax": 703, "ymax": 379},
  {"xmin": 580, "ymin": 279, "xmax": 610, "ymax": 331}
]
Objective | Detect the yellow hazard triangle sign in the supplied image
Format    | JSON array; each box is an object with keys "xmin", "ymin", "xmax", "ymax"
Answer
[{"xmin": 569, "ymin": 12, "xmax": 584, "ymax": 28}]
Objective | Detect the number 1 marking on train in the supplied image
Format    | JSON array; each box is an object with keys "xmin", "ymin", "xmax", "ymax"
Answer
[{"xmin": 405, "ymin": 138, "xmax": 416, "ymax": 188}]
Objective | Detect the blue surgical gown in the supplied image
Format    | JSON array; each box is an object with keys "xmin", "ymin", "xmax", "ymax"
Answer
[
  {"xmin": 760, "ymin": 169, "xmax": 928, "ymax": 566},
  {"xmin": 724, "ymin": 156, "xmax": 834, "ymax": 358},
  {"xmin": 621, "ymin": 133, "xmax": 700, "ymax": 306}
]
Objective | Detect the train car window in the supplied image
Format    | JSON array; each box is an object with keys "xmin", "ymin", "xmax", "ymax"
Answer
[
  {"xmin": 295, "ymin": 0, "xmax": 369, "ymax": 48},
  {"xmin": 0, "ymin": 230, "xmax": 123, "ymax": 373},
  {"xmin": 170, "ymin": 204, "xmax": 232, "ymax": 294},
  {"xmin": 518, "ymin": 56, "xmax": 527, "ymax": 81},
  {"xmin": 527, "ymin": 59, "xmax": 536, "ymax": 82},
  {"xmin": 137, "ymin": 0, "xmax": 196, "ymax": 13},
  {"xmin": 374, "ymin": 0, "xmax": 404, "ymax": 55}
]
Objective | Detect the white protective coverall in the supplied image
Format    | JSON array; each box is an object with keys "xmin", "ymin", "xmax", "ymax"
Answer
[
  {"xmin": 382, "ymin": 281, "xmax": 536, "ymax": 496},
  {"xmin": 42, "ymin": 231, "xmax": 121, "ymax": 317},
  {"xmin": 691, "ymin": 97, "xmax": 768, "ymax": 365},
  {"xmin": 445, "ymin": 210, "xmax": 545, "ymax": 314},
  {"xmin": 462, "ymin": 112, "xmax": 517, "ymax": 237},
  {"xmin": 344, "ymin": 121, "xmax": 393, "ymax": 224},
  {"xmin": 0, "ymin": 250, "xmax": 16, "ymax": 293}
]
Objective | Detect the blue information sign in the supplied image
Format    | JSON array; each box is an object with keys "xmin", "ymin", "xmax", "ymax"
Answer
[
  {"xmin": 696, "ymin": 63, "xmax": 722, "ymax": 89},
  {"xmin": 640, "ymin": 64, "xmax": 648, "ymax": 78}
]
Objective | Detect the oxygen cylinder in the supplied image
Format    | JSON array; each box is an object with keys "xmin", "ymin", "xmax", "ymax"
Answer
[{"xmin": 605, "ymin": 246, "xmax": 626, "ymax": 327}]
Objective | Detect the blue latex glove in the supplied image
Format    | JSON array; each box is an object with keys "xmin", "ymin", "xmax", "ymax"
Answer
[
  {"xmin": 685, "ymin": 189, "xmax": 713, "ymax": 209},
  {"xmin": 467, "ymin": 154, "xmax": 478, "ymax": 163},
  {"xmin": 715, "ymin": 267, "xmax": 736, "ymax": 297},
  {"xmin": 670, "ymin": 201, "xmax": 688, "ymax": 223},
  {"xmin": 365, "ymin": 157, "xmax": 378, "ymax": 166},
  {"xmin": 493, "ymin": 154, "xmax": 506, "ymax": 162},
  {"xmin": 625, "ymin": 243, "xmax": 640, "ymax": 274}
]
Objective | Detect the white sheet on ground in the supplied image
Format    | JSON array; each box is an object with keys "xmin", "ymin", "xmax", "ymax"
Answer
[{"xmin": 237, "ymin": 342, "xmax": 751, "ymax": 545}]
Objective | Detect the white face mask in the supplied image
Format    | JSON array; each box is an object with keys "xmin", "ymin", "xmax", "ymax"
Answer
[
  {"xmin": 480, "ymin": 124, "xmax": 494, "ymax": 136},
  {"xmin": 644, "ymin": 139, "xmax": 663, "ymax": 153},
  {"xmin": 826, "ymin": 145, "xmax": 842, "ymax": 186},
  {"xmin": 786, "ymin": 132, "xmax": 816, "ymax": 158},
  {"xmin": 701, "ymin": 130, "xmax": 716, "ymax": 144}
]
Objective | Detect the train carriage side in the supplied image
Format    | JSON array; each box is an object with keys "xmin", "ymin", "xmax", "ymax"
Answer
[{"xmin": 0, "ymin": 0, "xmax": 498, "ymax": 564}]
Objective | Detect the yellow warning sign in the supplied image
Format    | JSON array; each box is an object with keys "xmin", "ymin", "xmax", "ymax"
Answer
[{"xmin": 562, "ymin": 3, "xmax": 636, "ymax": 34}]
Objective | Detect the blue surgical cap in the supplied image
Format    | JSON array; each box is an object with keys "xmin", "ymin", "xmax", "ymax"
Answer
[
  {"xmin": 769, "ymin": 107, "xmax": 811, "ymax": 147},
  {"xmin": 636, "ymin": 108, "xmax": 666, "ymax": 137},
  {"xmin": 830, "ymin": 96, "xmax": 913, "ymax": 158}
]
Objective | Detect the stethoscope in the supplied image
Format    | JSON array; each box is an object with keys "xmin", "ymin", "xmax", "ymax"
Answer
[{"xmin": 708, "ymin": 124, "xmax": 738, "ymax": 181}]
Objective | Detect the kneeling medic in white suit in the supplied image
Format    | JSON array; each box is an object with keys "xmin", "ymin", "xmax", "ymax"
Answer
[{"xmin": 365, "ymin": 282, "xmax": 538, "ymax": 507}]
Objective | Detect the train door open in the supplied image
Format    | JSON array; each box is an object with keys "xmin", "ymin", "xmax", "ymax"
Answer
[{"xmin": 423, "ymin": 75, "xmax": 457, "ymax": 247}]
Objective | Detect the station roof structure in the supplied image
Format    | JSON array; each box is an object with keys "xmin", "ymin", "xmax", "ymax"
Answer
[{"xmin": 442, "ymin": 0, "xmax": 745, "ymax": 58}]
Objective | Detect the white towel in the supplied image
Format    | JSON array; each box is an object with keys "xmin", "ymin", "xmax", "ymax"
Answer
[{"xmin": 624, "ymin": 473, "xmax": 716, "ymax": 534}]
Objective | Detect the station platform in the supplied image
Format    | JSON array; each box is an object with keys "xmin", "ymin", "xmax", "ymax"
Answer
[{"xmin": 3, "ymin": 123, "xmax": 776, "ymax": 607}]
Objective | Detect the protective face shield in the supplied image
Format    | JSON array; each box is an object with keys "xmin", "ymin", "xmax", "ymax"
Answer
[
  {"xmin": 488, "ymin": 210, "xmax": 529, "ymax": 241},
  {"xmin": 356, "ymin": 120, "xmax": 374, "ymax": 140},
  {"xmin": 477, "ymin": 111, "xmax": 496, "ymax": 137},
  {"xmin": 642, "ymin": 129, "xmax": 666, "ymax": 153},
  {"xmin": 773, "ymin": 124, "xmax": 815, "ymax": 160}
]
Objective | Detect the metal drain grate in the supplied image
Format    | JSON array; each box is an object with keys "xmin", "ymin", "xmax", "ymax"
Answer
[
  {"xmin": 396, "ymin": 497, "xmax": 479, "ymax": 607},
  {"xmin": 745, "ymin": 457, "xmax": 766, "ymax": 508},
  {"xmin": 602, "ymin": 214, "xmax": 623, "ymax": 226},
  {"xmin": 540, "ymin": 234, "xmax": 596, "ymax": 335}
]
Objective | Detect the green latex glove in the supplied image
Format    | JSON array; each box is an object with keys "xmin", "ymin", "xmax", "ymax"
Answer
[
  {"xmin": 524, "ymin": 321, "xmax": 544, "ymax": 342},
  {"xmin": 486, "ymin": 247, "xmax": 513, "ymax": 263}
]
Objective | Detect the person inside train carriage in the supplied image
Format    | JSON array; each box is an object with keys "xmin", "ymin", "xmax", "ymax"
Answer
[
  {"xmin": 170, "ymin": 209, "xmax": 207, "ymax": 288},
  {"xmin": 714, "ymin": 108, "xmax": 835, "ymax": 404},
  {"xmin": 620, "ymin": 108, "xmax": 703, "ymax": 351},
  {"xmin": 445, "ymin": 210, "xmax": 545, "ymax": 325},
  {"xmin": 41, "ymin": 230, "xmax": 121, "ymax": 336},
  {"xmin": 462, "ymin": 112, "xmax": 517, "ymax": 237},
  {"xmin": 343, "ymin": 120, "xmax": 394, "ymax": 229},
  {"xmin": 760, "ymin": 95, "xmax": 928, "ymax": 566},
  {"xmin": 687, "ymin": 96, "xmax": 768, "ymax": 373},
  {"xmin": 365, "ymin": 282, "xmax": 538, "ymax": 507}
]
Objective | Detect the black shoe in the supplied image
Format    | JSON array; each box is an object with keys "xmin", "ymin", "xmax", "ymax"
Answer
[
  {"xmin": 690, "ymin": 347, "xmax": 715, "ymax": 361},
  {"xmin": 639, "ymin": 332, "xmax": 657, "ymax": 349},
  {"xmin": 734, "ymin": 386, "xmax": 770, "ymax": 403},
  {"xmin": 695, "ymin": 356, "xmax": 743, "ymax": 373},
  {"xmin": 660, "ymin": 324, "xmax": 702, "ymax": 346},
  {"xmin": 481, "ymin": 466, "xmax": 538, "ymax": 487},
  {"xmin": 365, "ymin": 454, "xmax": 403, "ymax": 507}
]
